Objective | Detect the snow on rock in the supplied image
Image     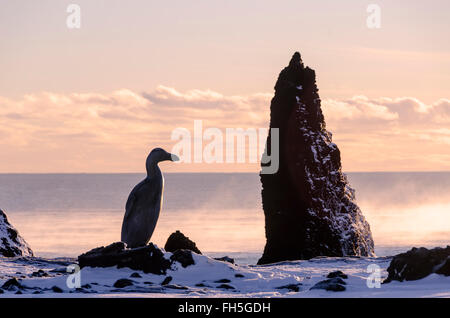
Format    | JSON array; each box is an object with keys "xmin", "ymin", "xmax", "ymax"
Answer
[
  {"xmin": 384, "ymin": 246, "xmax": 450, "ymax": 282},
  {"xmin": 259, "ymin": 52, "xmax": 374, "ymax": 264},
  {"xmin": 1, "ymin": 253, "xmax": 450, "ymax": 297},
  {"xmin": 0, "ymin": 209, "xmax": 33, "ymax": 257}
]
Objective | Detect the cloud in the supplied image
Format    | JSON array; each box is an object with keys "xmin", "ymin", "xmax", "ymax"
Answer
[
  {"xmin": 321, "ymin": 96, "xmax": 450, "ymax": 171},
  {"xmin": 0, "ymin": 87, "xmax": 271, "ymax": 172},
  {"xmin": 0, "ymin": 86, "xmax": 448, "ymax": 172},
  {"xmin": 323, "ymin": 96, "xmax": 450, "ymax": 125},
  {"xmin": 143, "ymin": 85, "xmax": 271, "ymax": 115}
]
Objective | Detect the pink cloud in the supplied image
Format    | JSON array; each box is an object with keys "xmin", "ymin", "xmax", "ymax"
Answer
[{"xmin": 0, "ymin": 87, "xmax": 448, "ymax": 172}]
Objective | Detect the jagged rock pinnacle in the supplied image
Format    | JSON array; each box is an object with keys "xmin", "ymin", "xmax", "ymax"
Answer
[
  {"xmin": 258, "ymin": 52, "xmax": 374, "ymax": 264},
  {"xmin": 289, "ymin": 51, "xmax": 303, "ymax": 67}
]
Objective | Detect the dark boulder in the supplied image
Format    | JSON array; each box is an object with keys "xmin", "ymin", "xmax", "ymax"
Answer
[
  {"xmin": 214, "ymin": 256, "xmax": 235, "ymax": 264},
  {"xmin": 164, "ymin": 230, "xmax": 202, "ymax": 254},
  {"xmin": 327, "ymin": 270, "xmax": 348, "ymax": 279},
  {"xmin": 310, "ymin": 277, "xmax": 346, "ymax": 292},
  {"xmin": 130, "ymin": 272, "xmax": 142, "ymax": 278},
  {"xmin": 113, "ymin": 279, "xmax": 134, "ymax": 288},
  {"xmin": 384, "ymin": 246, "xmax": 450, "ymax": 283},
  {"xmin": 214, "ymin": 279, "xmax": 231, "ymax": 283},
  {"xmin": 258, "ymin": 52, "xmax": 374, "ymax": 264},
  {"xmin": 1, "ymin": 278, "xmax": 24, "ymax": 291},
  {"xmin": 216, "ymin": 284, "xmax": 235, "ymax": 290},
  {"xmin": 31, "ymin": 270, "xmax": 49, "ymax": 277},
  {"xmin": 161, "ymin": 276, "xmax": 172, "ymax": 285},
  {"xmin": 276, "ymin": 283, "xmax": 302, "ymax": 292},
  {"xmin": 0, "ymin": 209, "xmax": 33, "ymax": 257},
  {"xmin": 77, "ymin": 242, "xmax": 171, "ymax": 275},
  {"xmin": 170, "ymin": 249, "xmax": 195, "ymax": 268},
  {"xmin": 51, "ymin": 286, "xmax": 63, "ymax": 293}
]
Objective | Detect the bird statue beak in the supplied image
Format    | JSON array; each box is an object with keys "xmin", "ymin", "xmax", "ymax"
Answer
[{"xmin": 169, "ymin": 153, "xmax": 180, "ymax": 162}]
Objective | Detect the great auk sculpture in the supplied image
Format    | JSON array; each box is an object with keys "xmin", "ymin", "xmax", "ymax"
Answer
[{"xmin": 121, "ymin": 148, "xmax": 179, "ymax": 248}]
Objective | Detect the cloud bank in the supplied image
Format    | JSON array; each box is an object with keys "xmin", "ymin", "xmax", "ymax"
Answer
[{"xmin": 0, "ymin": 86, "xmax": 448, "ymax": 172}]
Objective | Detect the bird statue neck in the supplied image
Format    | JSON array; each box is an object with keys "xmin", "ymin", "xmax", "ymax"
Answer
[{"xmin": 146, "ymin": 161, "xmax": 162, "ymax": 179}]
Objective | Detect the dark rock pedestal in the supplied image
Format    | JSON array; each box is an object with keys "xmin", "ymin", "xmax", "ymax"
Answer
[
  {"xmin": 258, "ymin": 52, "xmax": 374, "ymax": 264},
  {"xmin": 384, "ymin": 246, "xmax": 450, "ymax": 283},
  {"xmin": 77, "ymin": 242, "xmax": 199, "ymax": 275},
  {"xmin": 0, "ymin": 209, "xmax": 33, "ymax": 257},
  {"xmin": 78, "ymin": 242, "xmax": 172, "ymax": 275}
]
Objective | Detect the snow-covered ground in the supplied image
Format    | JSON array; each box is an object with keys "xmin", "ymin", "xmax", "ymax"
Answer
[{"xmin": 1, "ymin": 253, "xmax": 449, "ymax": 297}]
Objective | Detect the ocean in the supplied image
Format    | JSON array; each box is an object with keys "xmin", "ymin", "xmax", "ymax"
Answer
[{"xmin": 0, "ymin": 172, "xmax": 449, "ymax": 264}]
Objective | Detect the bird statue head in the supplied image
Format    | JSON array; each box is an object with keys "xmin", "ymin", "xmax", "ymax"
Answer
[{"xmin": 146, "ymin": 148, "xmax": 179, "ymax": 166}]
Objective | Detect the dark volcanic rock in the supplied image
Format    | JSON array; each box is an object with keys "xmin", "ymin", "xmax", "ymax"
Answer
[
  {"xmin": 214, "ymin": 279, "xmax": 231, "ymax": 283},
  {"xmin": 31, "ymin": 270, "xmax": 49, "ymax": 277},
  {"xmin": 327, "ymin": 270, "xmax": 348, "ymax": 279},
  {"xmin": 1, "ymin": 278, "xmax": 24, "ymax": 291},
  {"xmin": 170, "ymin": 249, "xmax": 195, "ymax": 268},
  {"xmin": 130, "ymin": 272, "xmax": 142, "ymax": 278},
  {"xmin": 161, "ymin": 276, "xmax": 172, "ymax": 285},
  {"xmin": 276, "ymin": 283, "xmax": 302, "ymax": 292},
  {"xmin": 0, "ymin": 209, "xmax": 33, "ymax": 257},
  {"xmin": 216, "ymin": 284, "xmax": 235, "ymax": 290},
  {"xmin": 384, "ymin": 246, "xmax": 450, "ymax": 283},
  {"xmin": 164, "ymin": 230, "xmax": 202, "ymax": 254},
  {"xmin": 214, "ymin": 256, "xmax": 235, "ymax": 264},
  {"xmin": 258, "ymin": 52, "xmax": 374, "ymax": 264},
  {"xmin": 310, "ymin": 277, "xmax": 346, "ymax": 292},
  {"xmin": 113, "ymin": 279, "xmax": 134, "ymax": 288},
  {"xmin": 51, "ymin": 286, "xmax": 63, "ymax": 293},
  {"xmin": 77, "ymin": 242, "xmax": 171, "ymax": 275}
]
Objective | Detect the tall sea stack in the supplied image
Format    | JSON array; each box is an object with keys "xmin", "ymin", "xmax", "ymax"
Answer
[{"xmin": 258, "ymin": 52, "xmax": 374, "ymax": 264}]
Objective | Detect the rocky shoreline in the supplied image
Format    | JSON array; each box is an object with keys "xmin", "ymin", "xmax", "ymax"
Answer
[
  {"xmin": 1, "ymin": 207, "xmax": 449, "ymax": 297},
  {"xmin": 1, "ymin": 241, "xmax": 449, "ymax": 297},
  {"xmin": 0, "ymin": 209, "xmax": 33, "ymax": 258}
]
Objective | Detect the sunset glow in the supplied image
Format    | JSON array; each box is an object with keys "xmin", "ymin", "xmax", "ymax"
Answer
[{"xmin": 1, "ymin": 1, "xmax": 449, "ymax": 173}]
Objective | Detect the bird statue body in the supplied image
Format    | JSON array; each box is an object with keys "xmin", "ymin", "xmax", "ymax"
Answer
[{"xmin": 121, "ymin": 148, "xmax": 178, "ymax": 248}]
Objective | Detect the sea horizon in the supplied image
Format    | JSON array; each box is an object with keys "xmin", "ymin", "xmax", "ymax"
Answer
[
  {"xmin": 2, "ymin": 171, "xmax": 450, "ymax": 174},
  {"xmin": 1, "ymin": 172, "xmax": 449, "ymax": 263}
]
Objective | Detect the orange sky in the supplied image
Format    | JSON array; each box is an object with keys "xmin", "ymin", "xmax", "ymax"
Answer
[{"xmin": 0, "ymin": 1, "xmax": 449, "ymax": 173}]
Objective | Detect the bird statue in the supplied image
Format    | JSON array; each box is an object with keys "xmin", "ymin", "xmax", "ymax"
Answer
[{"xmin": 121, "ymin": 148, "xmax": 179, "ymax": 248}]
